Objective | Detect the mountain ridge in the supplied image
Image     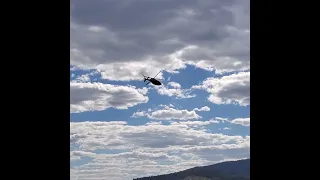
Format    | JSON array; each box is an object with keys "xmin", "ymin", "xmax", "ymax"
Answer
[{"xmin": 133, "ymin": 158, "xmax": 250, "ymax": 180}]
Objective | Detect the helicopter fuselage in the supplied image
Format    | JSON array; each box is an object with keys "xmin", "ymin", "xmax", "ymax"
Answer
[
  {"xmin": 142, "ymin": 71, "xmax": 162, "ymax": 86},
  {"xmin": 145, "ymin": 78, "xmax": 161, "ymax": 85},
  {"xmin": 150, "ymin": 78, "xmax": 161, "ymax": 85}
]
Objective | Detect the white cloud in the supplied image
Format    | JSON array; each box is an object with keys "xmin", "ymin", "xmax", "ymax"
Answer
[
  {"xmin": 159, "ymin": 104, "xmax": 174, "ymax": 108},
  {"xmin": 155, "ymin": 82, "xmax": 196, "ymax": 99},
  {"xmin": 70, "ymin": 82, "xmax": 149, "ymax": 113},
  {"xmin": 71, "ymin": 151, "xmax": 96, "ymax": 161},
  {"xmin": 167, "ymin": 82, "xmax": 181, "ymax": 89},
  {"xmin": 231, "ymin": 118, "xmax": 250, "ymax": 126},
  {"xmin": 213, "ymin": 117, "xmax": 250, "ymax": 127},
  {"xmin": 70, "ymin": 121, "xmax": 250, "ymax": 180},
  {"xmin": 70, "ymin": 0, "xmax": 250, "ymax": 81},
  {"xmin": 71, "ymin": 74, "xmax": 91, "ymax": 83},
  {"xmin": 132, "ymin": 106, "xmax": 211, "ymax": 120},
  {"xmin": 145, "ymin": 121, "xmax": 163, "ymax": 126},
  {"xmin": 216, "ymin": 117, "xmax": 229, "ymax": 123},
  {"xmin": 193, "ymin": 106, "xmax": 210, "ymax": 112},
  {"xmin": 169, "ymin": 119, "xmax": 219, "ymax": 127},
  {"xmin": 70, "ymin": 70, "xmax": 100, "ymax": 83},
  {"xmin": 192, "ymin": 71, "xmax": 250, "ymax": 106}
]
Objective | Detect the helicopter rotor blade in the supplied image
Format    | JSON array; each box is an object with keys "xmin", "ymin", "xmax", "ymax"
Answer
[
  {"xmin": 146, "ymin": 81, "xmax": 150, "ymax": 85},
  {"xmin": 141, "ymin": 74, "xmax": 151, "ymax": 79},
  {"xmin": 153, "ymin": 71, "xmax": 162, "ymax": 78}
]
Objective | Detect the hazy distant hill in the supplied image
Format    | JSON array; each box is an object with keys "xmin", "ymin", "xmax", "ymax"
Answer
[{"xmin": 133, "ymin": 159, "xmax": 250, "ymax": 180}]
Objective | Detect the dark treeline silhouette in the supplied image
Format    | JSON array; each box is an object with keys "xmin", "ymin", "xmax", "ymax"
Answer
[{"xmin": 133, "ymin": 159, "xmax": 250, "ymax": 180}]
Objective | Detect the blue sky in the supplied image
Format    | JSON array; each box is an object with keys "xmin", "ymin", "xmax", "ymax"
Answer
[
  {"xmin": 70, "ymin": 0, "xmax": 249, "ymax": 179},
  {"xmin": 70, "ymin": 65, "xmax": 249, "ymax": 122}
]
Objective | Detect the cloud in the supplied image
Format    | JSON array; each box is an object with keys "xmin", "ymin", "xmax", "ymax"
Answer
[
  {"xmin": 71, "ymin": 74, "xmax": 91, "ymax": 83},
  {"xmin": 159, "ymin": 104, "xmax": 175, "ymax": 108},
  {"xmin": 70, "ymin": 0, "xmax": 250, "ymax": 81},
  {"xmin": 132, "ymin": 106, "xmax": 211, "ymax": 120},
  {"xmin": 169, "ymin": 119, "xmax": 219, "ymax": 127},
  {"xmin": 70, "ymin": 121, "xmax": 250, "ymax": 180},
  {"xmin": 193, "ymin": 106, "xmax": 210, "ymax": 112},
  {"xmin": 155, "ymin": 82, "xmax": 196, "ymax": 99},
  {"xmin": 70, "ymin": 151, "xmax": 96, "ymax": 161},
  {"xmin": 192, "ymin": 71, "xmax": 250, "ymax": 106},
  {"xmin": 231, "ymin": 118, "xmax": 250, "ymax": 126},
  {"xmin": 145, "ymin": 121, "xmax": 163, "ymax": 126},
  {"xmin": 213, "ymin": 117, "xmax": 250, "ymax": 127},
  {"xmin": 70, "ymin": 70, "xmax": 100, "ymax": 83},
  {"xmin": 216, "ymin": 117, "xmax": 229, "ymax": 123},
  {"xmin": 167, "ymin": 82, "xmax": 181, "ymax": 89},
  {"xmin": 70, "ymin": 82, "xmax": 149, "ymax": 113}
]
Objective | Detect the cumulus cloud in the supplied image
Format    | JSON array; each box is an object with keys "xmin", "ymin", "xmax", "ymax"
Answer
[
  {"xmin": 214, "ymin": 117, "xmax": 250, "ymax": 127},
  {"xmin": 70, "ymin": 0, "xmax": 250, "ymax": 81},
  {"xmin": 216, "ymin": 117, "xmax": 229, "ymax": 123},
  {"xmin": 70, "ymin": 121, "xmax": 250, "ymax": 180},
  {"xmin": 231, "ymin": 118, "xmax": 250, "ymax": 126},
  {"xmin": 159, "ymin": 104, "xmax": 175, "ymax": 108},
  {"xmin": 155, "ymin": 82, "xmax": 196, "ymax": 99},
  {"xmin": 169, "ymin": 119, "xmax": 219, "ymax": 128},
  {"xmin": 132, "ymin": 105, "xmax": 211, "ymax": 120},
  {"xmin": 71, "ymin": 74, "xmax": 91, "ymax": 83},
  {"xmin": 145, "ymin": 121, "xmax": 163, "ymax": 126},
  {"xmin": 70, "ymin": 82, "xmax": 149, "ymax": 113},
  {"xmin": 70, "ymin": 70, "xmax": 100, "ymax": 83},
  {"xmin": 192, "ymin": 71, "xmax": 250, "ymax": 106},
  {"xmin": 70, "ymin": 151, "xmax": 96, "ymax": 161},
  {"xmin": 193, "ymin": 106, "xmax": 210, "ymax": 112},
  {"xmin": 167, "ymin": 82, "xmax": 181, "ymax": 89}
]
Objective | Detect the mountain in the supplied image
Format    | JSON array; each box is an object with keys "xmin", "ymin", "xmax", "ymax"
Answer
[{"xmin": 133, "ymin": 159, "xmax": 250, "ymax": 180}]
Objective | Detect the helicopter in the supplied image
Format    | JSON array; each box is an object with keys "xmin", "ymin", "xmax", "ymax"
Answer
[{"xmin": 142, "ymin": 71, "xmax": 162, "ymax": 86}]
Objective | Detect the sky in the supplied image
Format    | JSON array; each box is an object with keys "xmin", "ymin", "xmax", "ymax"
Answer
[{"xmin": 70, "ymin": 0, "xmax": 250, "ymax": 180}]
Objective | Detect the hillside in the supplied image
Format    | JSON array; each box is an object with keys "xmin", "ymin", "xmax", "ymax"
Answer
[{"xmin": 133, "ymin": 159, "xmax": 250, "ymax": 180}]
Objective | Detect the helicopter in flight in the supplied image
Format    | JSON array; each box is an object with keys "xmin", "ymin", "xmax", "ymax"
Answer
[{"xmin": 142, "ymin": 71, "xmax": 162, "ymax": 86}]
